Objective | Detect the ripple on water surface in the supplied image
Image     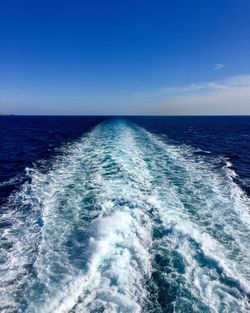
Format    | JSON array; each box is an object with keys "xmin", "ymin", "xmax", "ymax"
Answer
[{"xmin": 0, "ymin": 119, "xmax": 250, "ymax": 313}]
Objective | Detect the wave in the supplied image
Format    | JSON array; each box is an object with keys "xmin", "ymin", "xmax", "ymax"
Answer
[{"xmin": 0, "ymin": 119, "xmax": 249, "ymax": 313}]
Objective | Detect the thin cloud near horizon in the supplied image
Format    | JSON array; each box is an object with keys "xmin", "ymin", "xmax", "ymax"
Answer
[{"xmin": 134, "ymin": 74, "xmax": 250, "ymax": 115}]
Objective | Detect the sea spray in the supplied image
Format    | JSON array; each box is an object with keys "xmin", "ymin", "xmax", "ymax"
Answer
[{"xmin": 0, "ymin": 119, "xmax": 249, "ymax": 313}]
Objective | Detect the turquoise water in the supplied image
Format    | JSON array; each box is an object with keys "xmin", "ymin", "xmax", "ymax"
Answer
[{"xmin": 0, "ymin": 118, "xmax": 250, "ymax": 312}]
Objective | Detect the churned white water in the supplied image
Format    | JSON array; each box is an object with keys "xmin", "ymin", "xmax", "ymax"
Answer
[{"xmin": 0, "ymin": 119, "xmax": 249, "ymax": 313}]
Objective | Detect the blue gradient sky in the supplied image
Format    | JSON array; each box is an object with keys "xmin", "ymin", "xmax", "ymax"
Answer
[{"xmin": 0, "ymin": 0, "xmax": 250, "ymax": 115}]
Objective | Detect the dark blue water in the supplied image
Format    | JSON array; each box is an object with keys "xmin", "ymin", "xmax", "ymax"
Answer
[
  {"xmin": 129, "ymin": 116, "xmax": 250, "ymax": 195},
  {"xmin": 0, "ymin": 116, "xmax": 249, "ymax": 313},
  {"xmin": 0, "ymin": 116, "xmax": 107, "ymax": 205},
  {"xmin": 1, "ymin": 116, "xmax": 249, "ymax": 204}
]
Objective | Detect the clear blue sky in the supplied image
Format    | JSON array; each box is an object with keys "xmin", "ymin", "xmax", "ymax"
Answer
[{"xmin": 0, "ymin": 0, "xmax": 250, "ymax": 115}]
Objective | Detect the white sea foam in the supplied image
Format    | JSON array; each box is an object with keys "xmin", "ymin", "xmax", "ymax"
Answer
[
  {"xmin": 132, "ymin": 125, "xmax": 250, "ymax": 312},
  {"xmin": 0, "ymin": 119, "xmax": 249, "ymax": 313},
  {"xmin": 14, "ymin": 121, "xmax": 154, "ymax": 313}
]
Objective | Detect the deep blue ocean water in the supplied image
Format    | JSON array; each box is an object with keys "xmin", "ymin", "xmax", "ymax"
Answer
[
  {"xmin": 0, "ymin": 116, "xmax": 107, "ymax": 205},
  {"xmin": 0, "ymin": 116, "xmax": 249, "ymax": 313}
]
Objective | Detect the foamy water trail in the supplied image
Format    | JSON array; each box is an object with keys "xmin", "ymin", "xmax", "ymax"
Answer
[{"xmin": 0, "ymin": 119, "xmax": 249, "ymax": 313}]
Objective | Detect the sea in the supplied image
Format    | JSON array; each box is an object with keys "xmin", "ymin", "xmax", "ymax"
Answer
[{"xmin": 0, "ymin": 116, "xmax": 250, "ymax": 313}]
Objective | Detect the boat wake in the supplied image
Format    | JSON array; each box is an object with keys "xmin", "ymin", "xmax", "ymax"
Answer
[{"xmin": 0, "ymin": 119, "xmax": 249, "ymax": 313}]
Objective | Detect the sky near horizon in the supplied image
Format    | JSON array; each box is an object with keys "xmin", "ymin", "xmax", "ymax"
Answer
[{"xmin": 0, "ymin": 0, "xmax": 250, "ymax": 115}]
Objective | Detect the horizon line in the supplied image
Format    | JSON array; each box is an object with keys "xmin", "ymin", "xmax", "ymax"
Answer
[{"xmin": 1, "ymin": 114, "xmax": 250, "ymax": 117}]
